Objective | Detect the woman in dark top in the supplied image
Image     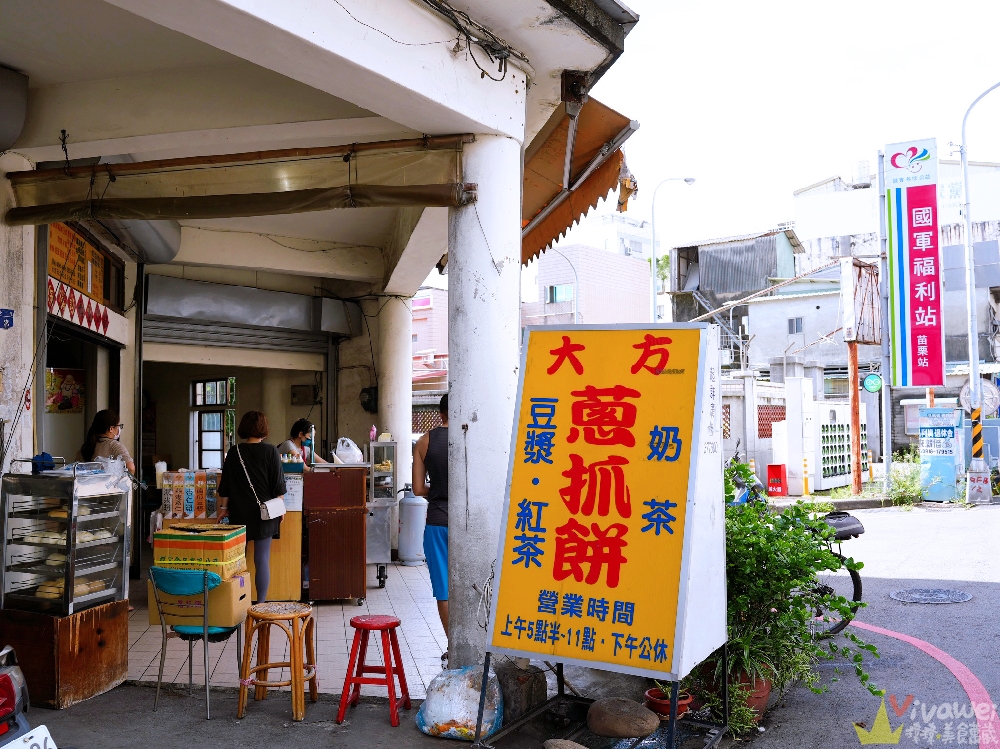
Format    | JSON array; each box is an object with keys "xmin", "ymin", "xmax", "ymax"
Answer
[{"xmin": 217, "ymin": 410, "xmax": 285, "ymax": 602}]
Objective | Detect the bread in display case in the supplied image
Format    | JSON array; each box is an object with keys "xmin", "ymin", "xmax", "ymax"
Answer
[{"xmin": 1, "ymin": 465, "xmax": 131, "ymax": 616}]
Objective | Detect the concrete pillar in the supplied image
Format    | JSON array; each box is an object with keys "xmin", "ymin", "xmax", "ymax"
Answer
[
  {"xmin": 261, "ymin": 369, "xmax": 285, "ymax": 440},
  {"xmin": 377, "ymin": 296, "xmax": 412, "ymax": 550},
  {"xmin": 0, "ymin": 153, "xmax": 36, "ymax": 473},
  {"xmin": 448, "ymin": 134, "xmax": 522, "ymax": 667}
]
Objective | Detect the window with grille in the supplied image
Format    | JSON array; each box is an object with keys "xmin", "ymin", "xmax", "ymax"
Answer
[
  {"xmin": 787, "ymin": 317, "xmax": 803, "ymax": 334},
  {"xmin": 191, "ymin": 377, "xmax": 236, "ymax": 469},
  {"xmin": 757, "ymin": 404, "xmax": 786, "ymax": 438},
  {"xmin": 198, "ymin": 411, "xmax": 225, "ymax": 469},
  {"xmin": 193, "ymin": 378, "xmax": 235, "ymax": 406}
]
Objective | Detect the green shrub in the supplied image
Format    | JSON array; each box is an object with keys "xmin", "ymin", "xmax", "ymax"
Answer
[
  {"xmin": 888, "ymin": 445, "xmax": 925, "ymax": 505},
  {"xmin": 690, "ymin": 497, "xmax": 881, "ymax": 735}
]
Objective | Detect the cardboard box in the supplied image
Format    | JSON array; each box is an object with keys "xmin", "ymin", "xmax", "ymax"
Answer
[
  {"xmin": 153, "ymin": 524, "xmax": 247, "ymax": 580},
  {"xmin": 147, "ymin": 572, "xmax": 250, "ymax": 628}
]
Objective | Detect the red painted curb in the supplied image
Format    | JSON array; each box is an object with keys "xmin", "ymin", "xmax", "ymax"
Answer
[{"xmin": 851, "ymin": 619, "xmax": 1000, "ymax": 747}]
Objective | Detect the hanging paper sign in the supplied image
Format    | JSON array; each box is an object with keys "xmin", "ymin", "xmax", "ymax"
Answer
[{"xmin": 487, "ymin": 324, "xmax": 726, "ymax": 680}]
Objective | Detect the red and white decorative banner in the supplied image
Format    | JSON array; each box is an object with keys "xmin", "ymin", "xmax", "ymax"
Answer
[{"xmin": 46, "ymin": 276, "xmax": 129, "ymax": 345}]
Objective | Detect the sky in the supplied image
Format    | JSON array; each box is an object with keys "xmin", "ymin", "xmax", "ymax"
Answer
[
  {"xmin": 572, "ymin": 0, "xmax": 1000, "ymax": 248},
  {"xmin": 427, "ymin": 0, "xmax": 1000, "ymax": 293}
]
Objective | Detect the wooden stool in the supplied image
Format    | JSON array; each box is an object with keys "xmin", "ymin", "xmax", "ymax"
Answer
[
  {"xmin": 238, "ymin": 602, "xmax": 318, "ymax": 721},
  {"xmin": 337, "ymin": 615, "xmax": 411, "ymax": 727}
]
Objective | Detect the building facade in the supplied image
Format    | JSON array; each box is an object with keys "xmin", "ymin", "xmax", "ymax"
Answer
[
  {"xmin": 1, "ymin": 0, "xmax": 640, "ymax": 668},
  {"xmin": 521, "ymin": 243, "xmax": 651, "ymax": 327}
]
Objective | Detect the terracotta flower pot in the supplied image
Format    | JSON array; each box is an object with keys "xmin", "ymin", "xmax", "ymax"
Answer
[
  {"xmin": 643, "ymin": 688, "xmax": 693, "ymax": 719},
  {"xmin": 732, "ymin": 672, "xmax": 772, "ymax": 721}
]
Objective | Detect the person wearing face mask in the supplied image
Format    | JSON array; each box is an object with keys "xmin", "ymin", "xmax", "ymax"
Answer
[
  {"xmin": 77, "ymin": 409, "xmax": 137, "ymax": 475},
  {"xmin": 278, "ymin": 418, "xmax": 328, "ymax": 470}
]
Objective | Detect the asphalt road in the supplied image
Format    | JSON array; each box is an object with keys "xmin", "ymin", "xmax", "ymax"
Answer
[{"xmin": 750, "ymin": 504, "xmax": 1000, "ymax": 749}]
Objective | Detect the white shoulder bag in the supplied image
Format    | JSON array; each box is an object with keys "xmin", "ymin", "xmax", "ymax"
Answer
[{"xmin": 236, "ymin": 444, "xmax": 287, "ymax": 521}]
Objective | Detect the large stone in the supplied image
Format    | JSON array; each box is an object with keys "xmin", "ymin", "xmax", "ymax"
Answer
[
  {"xmin": 586, "ymin": 697, "xmax": 660, "ymax": 738},
  {"xmin": 493, "ymin": 660, "xmax": 547, "ymax": 725},
  {"xmin": 543, "ymin": 740, "xmax": 589, "ymax": 749}
]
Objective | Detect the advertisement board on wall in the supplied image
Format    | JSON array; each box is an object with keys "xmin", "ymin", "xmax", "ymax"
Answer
[
  {"xmin": 885, "ymin": 138, "xmax": 946, "ymax": 387},
  {"xmin": 487, "ymin": 325, "xmax": 726, "ymax": 680}
]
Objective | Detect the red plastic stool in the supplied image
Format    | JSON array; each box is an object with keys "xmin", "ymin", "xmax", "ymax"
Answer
[{"xmin": 337, "ymin": 615, "xmax": 411, "ymax": 726}]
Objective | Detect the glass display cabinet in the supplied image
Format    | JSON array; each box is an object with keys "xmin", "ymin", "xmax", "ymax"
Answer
[{"xmin": 1, "ymin": 465, "xmax": 131, "ymax": 615}]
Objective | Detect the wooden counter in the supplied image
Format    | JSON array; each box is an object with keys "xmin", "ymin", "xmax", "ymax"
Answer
[
  {"xmin": 246, "ymin": 511, "xmax": 302, "ymax": 601},
  {"xmin": 0, "ymin": 600, "xmax": 128, "ymax": 709}
]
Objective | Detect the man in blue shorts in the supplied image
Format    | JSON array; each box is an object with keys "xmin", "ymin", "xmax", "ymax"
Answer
[{"xmin": 413, "ymin": 394, "xmax": 449, "ymax": 665}]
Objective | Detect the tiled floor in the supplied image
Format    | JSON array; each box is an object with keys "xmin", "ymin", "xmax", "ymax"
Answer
[{"xmin": 128, "ymin": 562, "xmax": 447, "ymax": 699}]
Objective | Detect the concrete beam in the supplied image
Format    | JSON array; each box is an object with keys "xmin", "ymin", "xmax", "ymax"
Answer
[
  {"xmin": 104, "ymin": 0, "xmax": 528, "ymax": 140},
  {"xmin": 17, "ymin": 115, "xmax": 415, "ymax": 164},
  {"xmin": 175, "ymin": 226, "xmax": 384, "ymax": 283},
  {"xmin": 144, "ymin": 342, "xmax": 324, "ymax": 371},
  {"xmin": 384, "ymin": 207, "xmax": 449, "ymax": 296}
]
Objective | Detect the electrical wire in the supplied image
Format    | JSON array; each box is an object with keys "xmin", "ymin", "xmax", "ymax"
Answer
[
  {"xmin": 418, "ymin": 0, "xmax": 528, "ymax": 83},
  {"xmin": 331, "ymin": 0, "xmax": 460, "ymax": 47},
  {"xmin": 474, "ymin": 559, "xmax": 495, "ymax": 631},
  {"xmin": 0, "ymin": 225, "xmax": 88, "ymax": 473},
  {"xmin": 361, "ymin": 311, "xmax": 379, "ymax": 388}
]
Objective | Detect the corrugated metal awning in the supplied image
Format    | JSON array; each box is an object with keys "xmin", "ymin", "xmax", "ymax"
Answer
[
  {"xmin": 4, "ymin": 136, "xmax": 475, "ymax": 225},
  {"xmin": 521, "ymin": 98, "xmax": 638, "ymax": 264}
]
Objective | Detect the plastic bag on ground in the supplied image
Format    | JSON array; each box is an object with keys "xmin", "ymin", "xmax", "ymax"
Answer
[
  {"xmin": 415, "ymin": 665, "xmax": 503, "ymax": 740},
  {"xmin": 336, "ymin": 437, "xmax": 365, "ymax": 463}
]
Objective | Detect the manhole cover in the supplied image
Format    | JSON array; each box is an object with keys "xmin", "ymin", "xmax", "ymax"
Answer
[{"xmin": 890, "ymin": 588, "xmax": 973, "ymax": 604}]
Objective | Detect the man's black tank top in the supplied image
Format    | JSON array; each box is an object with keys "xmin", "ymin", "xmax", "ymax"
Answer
[{"xmin": 425, "ymin": 426, "xmax": 449, "ymax": 527}]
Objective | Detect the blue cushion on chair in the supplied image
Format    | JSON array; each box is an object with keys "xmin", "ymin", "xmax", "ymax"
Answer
[
  {"xmin": 173, "ymin": 625, "xmax": 239, "ymax": 637},
  {"xmin": 150, "ymin": 566, "xmax": 222, "ymax": 596}
]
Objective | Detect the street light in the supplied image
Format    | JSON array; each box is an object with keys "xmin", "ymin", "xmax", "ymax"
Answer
[
  {"xmin": 959, "ymin": 80, "xmax": 1000, "ymax": 478},
  {"xmin": 551, "ymin": 246, "xmax": 580, "ymax": 324},
  {"xmin": 651, "ymin": 177, "xmax": 696, "ymax": 322}
]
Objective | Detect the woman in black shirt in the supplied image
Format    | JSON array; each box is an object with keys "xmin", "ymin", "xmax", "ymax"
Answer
[{"xmin": 217, "ymin": 410, "xmax": 285, "ymax": 602}]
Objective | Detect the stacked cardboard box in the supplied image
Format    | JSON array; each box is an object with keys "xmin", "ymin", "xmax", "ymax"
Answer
[
  {"xmin": 161, "ymin": 470, "xmax": 222, "ymax": 519},
  {"xmin": 147, "ymin": 572, "xmax": 251, "ymax": 628},
  {"xmin": 152, "ymin": 524, "xmax": 247, "ymax": 580}
]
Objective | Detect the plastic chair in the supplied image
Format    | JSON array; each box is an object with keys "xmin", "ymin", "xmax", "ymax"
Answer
[{"xmin": 149, "ymin": 566, "xmax": 242, "ymax": 719}]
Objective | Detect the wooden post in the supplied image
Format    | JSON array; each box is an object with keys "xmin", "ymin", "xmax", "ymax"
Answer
[
  {"xmin": 848, "ymin": 341, "xmax": 863, "ymax": 494},
  {"xmin": 926, "ymin": 387, "xmax": 935, "ymax": 407}
]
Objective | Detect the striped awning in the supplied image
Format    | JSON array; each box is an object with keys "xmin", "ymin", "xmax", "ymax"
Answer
[{"xmin": 521, "ymin": 98, "xmax": 638, "ymax": 264}]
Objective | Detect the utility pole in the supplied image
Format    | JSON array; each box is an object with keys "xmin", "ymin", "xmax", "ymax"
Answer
[
  {"xmin": 959, "ymin": 81, "xmax": 1000, "ymax": 503},
  {"xmin": 877, "ymin": 151, "xmax": 893, "ymax": 491},
  {"xmin": 848, "ymin": 339, "xmax": 863, "ymax": 494}
]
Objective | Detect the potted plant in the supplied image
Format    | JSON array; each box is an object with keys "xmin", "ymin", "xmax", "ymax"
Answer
[
  {"xmin": 688, "ymin": 478, "xmax": 882, "ymax": 736},
  {"xmin": 644, "ymin": 681, "xmax": 693, "ymax": 718}
]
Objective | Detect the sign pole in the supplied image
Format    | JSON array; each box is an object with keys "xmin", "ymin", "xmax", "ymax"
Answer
[
  {"xmin": 877, "ymin": 152, "xmax": 893, "ymax": 490},
  {"xmin": 959, "ymin": 83, "xmax": 1000, "ymax": 502},
  {"xmin": 848, "ymin": 340, "xmax": 863, "ymax": 494}
]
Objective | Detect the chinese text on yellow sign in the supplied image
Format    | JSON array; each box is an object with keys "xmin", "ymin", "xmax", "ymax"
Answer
[{"xmin": 489, "ymin": 326, "xmax": 723, "ymax": 678}]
